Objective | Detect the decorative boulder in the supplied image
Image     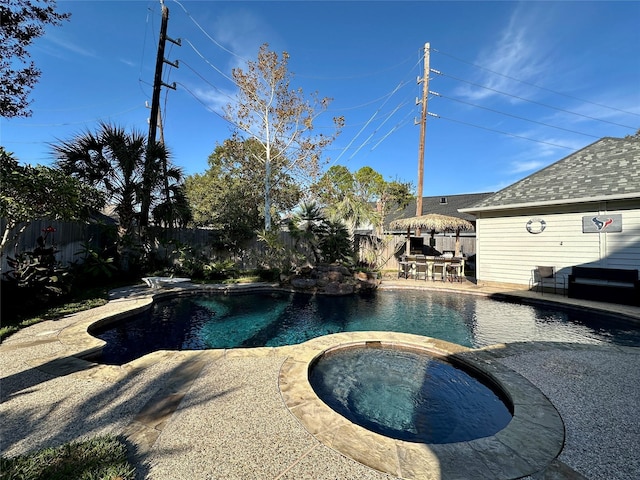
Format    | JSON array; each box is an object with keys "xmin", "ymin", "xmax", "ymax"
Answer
[
  {"xmin": 284, "ymin": 264, "xmax": 378, "ymax": 296},
  {"xmin": 291, "ymin": 277, "xmax": 317, "ymax": 289},
  {"xmin": 325, "ymin": 281, "xmax": 354, "ymax": 296}
]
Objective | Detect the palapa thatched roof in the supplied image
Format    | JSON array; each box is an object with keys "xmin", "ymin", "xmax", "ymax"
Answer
[{"xmin": 390, "ymin": 213, "xmax": 473, "ymax": 232}]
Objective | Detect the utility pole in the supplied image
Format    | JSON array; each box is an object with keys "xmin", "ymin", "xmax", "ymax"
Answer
[
  {"xmin": 415, "ymin": 42, "xmax": 430, "ymax": 223},
  {"xmin": 148, "ymin": 2, "xmax": 179, "ymax": 148},
  {"xmin": 141, "ymin": 0, "xmax": 180, "ymax": 228}
]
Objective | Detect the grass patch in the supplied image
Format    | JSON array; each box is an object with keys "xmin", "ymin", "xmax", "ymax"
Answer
[
  {"xmin": 222, "ymin": 275, "xmax": 263, "ymax": 284},
  {"xmin": 0, "ymin": 435, "xmax": 135, "ymax": 480},
  {"xmin": 0, "ymin": 286, "xmax": 115, "ymax": 343},
  {"xmin": 188, "ymin": 275, "xmax": 264, "ymax": 285}
]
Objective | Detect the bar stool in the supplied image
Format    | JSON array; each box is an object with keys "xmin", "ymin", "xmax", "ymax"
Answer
[
  {"xmin": 447, "ymin": 258, "xmax": 463, "ymax": 282},
  {"xmin": 432, "ymin": 257, "xmax": 446, "ymax": 281}
]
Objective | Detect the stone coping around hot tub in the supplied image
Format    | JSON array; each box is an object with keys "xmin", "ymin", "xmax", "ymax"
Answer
[{"xmin": 278, "ymin": 332, "xmax": 565, "ymax": 480}]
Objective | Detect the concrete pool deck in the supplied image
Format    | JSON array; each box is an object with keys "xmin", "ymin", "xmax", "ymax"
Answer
[{"xmin": 1, "ymin": 278, "xmax": 639, "ymax": 479}]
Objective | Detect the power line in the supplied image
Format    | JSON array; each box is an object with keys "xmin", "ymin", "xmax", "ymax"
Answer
[
  {"xmin": 347, "ymin": 99, "xmax": 416, "ymax": 160},
  {"xmin": 183, "ymin": 38, "xmax": 235, "ymax": 84},
  {"xmin": 333, "ymin": 82, "xmax": 407, "ymax": 164},
  {"xmin": 328, "ymin": 85, "xmax": 412, "ymax": 113},
  {"xmin": 167, "ymin": 23, "xmax": 631, "ymax": 181},
  {"xmin": 138, "ymin": 5, "xmax": 154, "ymax": 99},
  {"xmin": 167, "ymin": 0, "xmax": 421, "ymax": 166},
  {"xmin": 175, "ymin": 81, "xmax": 234, "ymax": 124},
  {"xmin": 180, "ymin": 60, "xmax": 232, "ymax": 98},
  {"xmin": 429, "ymin": 90, "xmax": 600, "ymax": 139},
  {"xmin": 171, "ymin": 0, "xmax": 245, "ymax": 60},
  {"xmin": 427, "ymin": 112, "xmax": 575, "ymax": 150},
  {"xmin": 432, "ymin": 47, "xmax": 640, "ymax": 118},
  {"xmin": 7, "ymin": 105, "xmax": 147, "ymax": 127},
  {"xmin": 370, "ymin": 110, "xmax": 415, "ymax": 151},
  {"xmin": 325, "ymin": 58, "xmax": 421, "ymax": 162},
  {"xmin": 154, "ymin": 2, "xmax": 635, "ymax": 161},
  {"xmin": 431, "ymin": 69, "xmax": 638, "ymax": 130}
]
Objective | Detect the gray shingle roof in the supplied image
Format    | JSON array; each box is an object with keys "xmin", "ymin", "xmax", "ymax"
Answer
[
  {"xmin": 385, "ymin": 192, "xmax": 494, "ymax": 228},
  {"xmin": 463, "ymin": 136, "xmax": 640, "ymax": 212}
]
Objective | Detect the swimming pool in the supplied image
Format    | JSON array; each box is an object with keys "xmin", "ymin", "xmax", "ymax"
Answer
[{"xmin": 91, "ymin": 289, "xmax": 640, "ymax": 364}]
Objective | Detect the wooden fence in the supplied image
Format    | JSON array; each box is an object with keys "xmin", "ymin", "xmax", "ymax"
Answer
[
  {"xmin": 148, "ymin": 227, "xmax": 298, "ymax": 270},
  {"xmin": 0, "ymin": 220, "xmax": 298, "ymax": 273},
  {"xmin": 1, "ymin": 219, "xmax": 477, "ymax": 274},
  {"xmin": 0, "ymin": 219, "xmax": 116, "ymax": 273}
]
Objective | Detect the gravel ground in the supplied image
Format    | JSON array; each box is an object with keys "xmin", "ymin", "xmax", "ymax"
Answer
[
  {"xmin": 2, "ymin": 314, "xmax": 639, "ymax": 479},
  {"xmin": 498, "ymin": 345, "xmax": 640, "ymax": 480},
  {"xmin": 0, "ymin": 318, "xmax": 182, "ymax": 457},
  {"xmin": 142, "ymin": 355, "xmax": 396, "ymax": 480}
]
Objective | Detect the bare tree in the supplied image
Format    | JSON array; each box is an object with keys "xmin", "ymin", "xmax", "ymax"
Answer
[{"xmin": 225, "ymin": 43, "xmax": 344, "ymax": 230}]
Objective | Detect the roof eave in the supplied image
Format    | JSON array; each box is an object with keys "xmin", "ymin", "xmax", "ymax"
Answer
[{"xmin": 459, "ymin": 192, "xmax": 640, "ymax": 214}]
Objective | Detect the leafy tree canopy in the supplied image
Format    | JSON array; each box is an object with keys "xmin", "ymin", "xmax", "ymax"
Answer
[
  {"xmin": 0, "ymin": 147, "xmax": 104, "ymax": 256},
  {"xmin": 185, "ymin": 137, "xmax": 301, "ymax": 247},
  {"xmin": 316, "ymin": 165, "xmax": 413, "ymax": 234},
  {"xmin": 1, "ymin": 0, "xmax": 70, "ymax": 118}
]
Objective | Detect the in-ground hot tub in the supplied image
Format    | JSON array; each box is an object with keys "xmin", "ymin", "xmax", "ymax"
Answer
[
  {"xmin": 308, "ymin": 343, "xmax": 513, "ymax": 444},
  {"xmin": 279, "ymin": 332, "xmax": 565, "ymax": 480}
]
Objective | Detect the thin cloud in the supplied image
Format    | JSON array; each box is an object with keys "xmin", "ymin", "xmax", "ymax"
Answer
[
  {"xmin": 509, "ymin": 159, "xmax": 547, "ymax": 174},
  {"xmin": 559, "ymin": 97, "xmax": 640, "ymax": 131},
  {"xmin": 191, "ymin": 85, "xmax": 233, "ymax": 113},
  {"xmin": 456, "ymin": 4, "xmax": 552, "ymax": 103},
  {"xmin": 119, "ymin": 58, "xmax": 138, "ymax": 68},
  {"xmin": 482, "ymin": 178, "xmax": 514, "ymax": 194},
  {"xmin": 492, "ymin": 128, "xmax": 583, "ymax": 178},
  {"xmin": 42, "ymin": 33, "xmax": 97, "ymax": 58},
  {"xmin": 209, "ymin": 7, "xmax": 286, "ymax": 70}
]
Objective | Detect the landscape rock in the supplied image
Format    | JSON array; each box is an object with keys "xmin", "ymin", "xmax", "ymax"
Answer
[{"xmin": 283, "ymin": 264, "xmax": 378, "ymax": 296}]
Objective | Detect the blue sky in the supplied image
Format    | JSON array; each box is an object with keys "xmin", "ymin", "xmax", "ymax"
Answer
[{"xmin": 2, "ymin": 0, "xmax": 639, "ymax": 197}]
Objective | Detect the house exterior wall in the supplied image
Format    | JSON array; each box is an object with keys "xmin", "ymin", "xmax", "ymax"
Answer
[{"xmin": 474, "ymin": 199, "xmax": 640, "ymax": 288}]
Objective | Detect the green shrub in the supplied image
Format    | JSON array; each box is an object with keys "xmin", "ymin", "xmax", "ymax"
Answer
[
  {"xmin": 254, "ymin": 267, "xmax": 281, "ymax": 282},
  {"xmin": 2, "ymin": 227, "xmax": 73, "ymax": 305},
  {"xmin": 0, "ymin": 435, "xmax": 135, "ymax": 480},
  {"xmin": 202, "ymin": 259, "xmax": 237, "ymax": 280},
  {"xmin": 72, "ymin": 242, "xmax": 117, "ymax": 284}
]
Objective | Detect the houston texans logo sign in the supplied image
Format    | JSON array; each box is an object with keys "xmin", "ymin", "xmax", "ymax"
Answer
[{"xmin": 591, "ymin": 216, "xmax": 614, "ymax": 231}]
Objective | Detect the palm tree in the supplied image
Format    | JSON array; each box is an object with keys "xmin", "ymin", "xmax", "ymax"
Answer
[
  {"xmin": 153, "ymin": 183, "xmax": 193, "ymax": 228},
  {"xmin": 330, "ymin": 193, "xmax": 380, "ymax": 236},
  {"xmin": 288, "ymin": 201, "xmax": 327, "ymax": 264},
  {"xmin": 54, "ymin": 124, "xmax": 140, "ymax": 235},
  {"xmin": 52, "ymin": 122, "xmax": 180, "ymax": 269},
  {"xmin": 53, "ymin": 122, "xmax": 183, "ymax": 230},
  {"xmin": 319, "ymin": 219, "xmax": 353, "ymax": 264}
]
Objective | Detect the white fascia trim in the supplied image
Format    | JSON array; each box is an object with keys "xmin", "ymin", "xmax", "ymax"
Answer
[{"xmin": 459, "ymin": 192, "xmax": 640, "ymax": 213}]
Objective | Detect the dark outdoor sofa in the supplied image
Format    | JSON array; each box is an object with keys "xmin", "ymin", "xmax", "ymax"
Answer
[{"xmin": 568, "ymin": 266, "xmax": 640, "ymax": 306}]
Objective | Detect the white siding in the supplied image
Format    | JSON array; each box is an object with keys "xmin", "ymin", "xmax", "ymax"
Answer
[
  {"xmin": 475, "ymin": 201, "xmax": 640, "ymax": 288},
  {"xmin": 606, "ymin": 207, "xmax": 640, "ymax": 269}
]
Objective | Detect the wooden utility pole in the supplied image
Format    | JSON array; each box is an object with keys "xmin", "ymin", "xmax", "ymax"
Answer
[
  {"xmin": 148, "ymin": 3, "xmax": 170, "ymax": 148},
  {"xmin": 141, "ymin": 1, "xmax": 180, "ymax": 228},
  {"xmin": 415, "ymin": 43, "xmax": 430, "ymax": 221}
]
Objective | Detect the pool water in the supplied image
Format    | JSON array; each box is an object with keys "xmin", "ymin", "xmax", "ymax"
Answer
[
  {"xmin": 92, "ymin": 289, "xmax": 640, "ymax": 364},
  {"xmin": 308, "ymin": 346, "xmax": 513, "ymax": 444}
]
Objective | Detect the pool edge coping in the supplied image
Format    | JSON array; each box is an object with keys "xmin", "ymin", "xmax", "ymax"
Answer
[{"xmin": 278, "ymin": 332, "xmax": 565, "ymax": 480}]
